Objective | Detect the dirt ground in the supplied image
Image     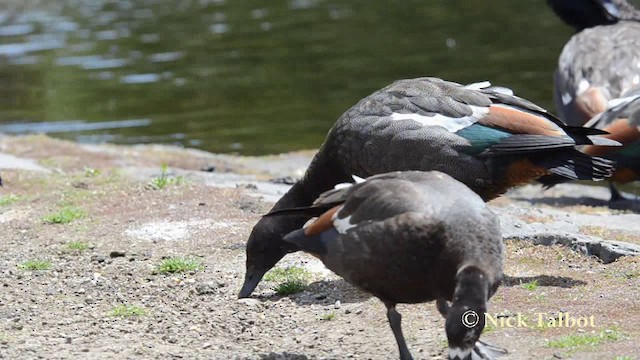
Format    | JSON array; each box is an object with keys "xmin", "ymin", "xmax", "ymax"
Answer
[{"xmin": 0, "ymin": 135, "xmax": 638, "ymax": 360}]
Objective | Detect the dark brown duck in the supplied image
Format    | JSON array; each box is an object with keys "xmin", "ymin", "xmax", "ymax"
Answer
[
  {"xmin": 269, "ymin": 171, "xmax": 505, "ymax": 360},
  {"xmin": 239, "ymin": 76, "xmax": 619, "ymax": 298}
]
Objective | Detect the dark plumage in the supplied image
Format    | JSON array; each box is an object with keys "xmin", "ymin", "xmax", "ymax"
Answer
[
  {"xmin": 543, "ymin": 0, "xmax": 640, "ymax": 196},
  {"xmin": 272, "ymin": 171, "xmax": 505, "ymax": 360},
  {"xmin": 239, "ymin": 77, "xmax": 619, "ymax": 298}
]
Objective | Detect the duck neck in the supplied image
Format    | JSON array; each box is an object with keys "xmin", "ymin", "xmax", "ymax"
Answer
[
  {"xmin": 452, "ymin": 266, "xmax": 489, "ymax": 310},
  {"xmin": 445, "ymin": 266, "xmax": 490, "ymax": 353},
  {"xmin": 273, "ymin": 144, "xmax": 349, "ymax": 211}
]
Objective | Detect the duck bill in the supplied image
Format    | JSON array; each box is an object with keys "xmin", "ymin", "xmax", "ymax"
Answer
[{"xmin": 237, "ymin": 267, "xmax": 267, "ymax": 298}]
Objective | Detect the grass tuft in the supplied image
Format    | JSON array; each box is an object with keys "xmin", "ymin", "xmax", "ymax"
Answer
[
  {"xmin": 84, "ymin": 167, "xmax": 101, "ymax": 177},
  {"xmin": 264, "ymin": 266, "xmax": 312, "ymax": 295},
  {"xmin": 0, "ymin": 194, "xmax": 19, "ymax": 206},
  {"xmin": 520, "ymin": 279, "xmax": 539, "ymax": 291},
  {"xmin": 18, "ymin": 259, "xmax": 51, "ymax": 271},
  {"xmin": 320, "ymin": 312, "xmax": 336, "ymax": 321},
  {"xmin": 156, "ymin": 256, "xmax": 203, "ymax": 274},
  {"xmin": 109, "ymin": 304, "xmax": 146, "ymax": 317},
  {"xmin": 67, "ymin": 241, "xmax": 90, "ymax": 252},
  {"xmin": 149, "ymin": 164, "xmax": 183, "ymax": 190},
  {"xmin": 547, "ymin": 329, "xmax": 626, "ymax": 349},
  {"xmin": 43, "ymin": 206, "xmax": 86, "ymax": 224}
]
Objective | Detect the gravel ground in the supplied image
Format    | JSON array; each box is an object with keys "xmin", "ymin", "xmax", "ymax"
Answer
[{"xmin": 0, "ymin": 135, "xmax": 638, "ymax": 359}]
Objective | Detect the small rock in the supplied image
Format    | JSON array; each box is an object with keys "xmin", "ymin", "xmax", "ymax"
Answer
[
  {"xmin": 195, "ymin": 283, "xmax": 218, "ymax": 295},
  {"xmin": 65, "ymin": 337, "xmax": 72, "ymax": 344},
  {"xmin": 109, "ymin": 251, "xmax": 126, "ymax": 258},
  {"xmin": 315, "ymin": 293, "xmax": 327, "ymax": 300},
  {"xmin": 90, "ymin": 255, "xmax": 106, "ymax": 263},
  {"xmin": 76, "ymin": 288, "xmax": 86, "ymax": 294},
  {"xmin": 553, "ymin": 353, "xmax": 563, "ymax": 359},
  {"xmin": 345, "ymin": 309, "xmax": 351, "ymax": 314},
  {"xmin": 237, "ymin": 298, "xmax": 261, "ymax": 308},
  {"xmin": 202, "ymin": 342, "xmax": 213, "ymax": 349},
  {"xmin": 334, "ymin": 300, "xmax": 341, "ymax": 309},
  {"xmin": 200, "ymin": 165, "xmax": 216, "ymax": 172}
]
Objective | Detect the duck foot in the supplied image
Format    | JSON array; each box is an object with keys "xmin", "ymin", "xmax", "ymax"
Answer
[{"xmin": 472, "ymin": 340, "xmax": 508, "ymax": 359}]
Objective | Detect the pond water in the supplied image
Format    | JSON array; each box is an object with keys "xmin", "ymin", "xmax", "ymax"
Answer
[{"xmin": 0, "ymin": 0, "xmax": 601, "ymax": 155}]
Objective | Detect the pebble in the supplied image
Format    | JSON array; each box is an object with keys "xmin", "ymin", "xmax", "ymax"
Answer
[
  {"xmin": 195, "ymin": 283, "xmax": 218, "ymax": 295},
  {"xmin": 237, "ymin": 298, "xmax": 261, "ymax": 308},
  {"xmin": 334, "ymin": 300, "xmax": 341, "ymax": 309},
  {"xmin": 109, "ymin": 251, "xmax": 126, "ymax": 258}
]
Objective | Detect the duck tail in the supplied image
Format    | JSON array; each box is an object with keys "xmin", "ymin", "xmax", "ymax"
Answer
[
  {"xmin": 534, "ymin": 149, "xmax": 615, "ymax": 181},
  {"xmin": 563, "ymin": 126, "xmax": 622, "ymax": 146}
]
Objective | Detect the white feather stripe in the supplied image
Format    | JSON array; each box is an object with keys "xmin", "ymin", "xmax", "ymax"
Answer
[
  {"xmin": 332, "ymin": 206, "xmax": 356, "ymax": 234},
  {"xmin": 351, "ymin": 174, "xmax": 366, "ymax": 183},
  {"xmin": 333, "ymin": 182, "xmax": 352, "ymax": 190},
  {"xmin": 390, "ymin": 105, "xmax": 490, "ymax": 133},
  {"xmin": 465, "ymin": 81, "xmax": 491, "ymax": 90}
]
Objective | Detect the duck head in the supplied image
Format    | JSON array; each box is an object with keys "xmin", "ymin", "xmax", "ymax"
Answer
[
  {"xmin": 238, "ymin": 215, "xmax": 298, "ymax": 298},
  {"xmin": 446, "ymin": 266, "xmax": 491, "ymax": 360},
  {"xmin": 547, "ymin": 0, "xmax": 620, "ymax": 31}
]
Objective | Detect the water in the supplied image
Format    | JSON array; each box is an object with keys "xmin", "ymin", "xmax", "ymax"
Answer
[{"xmin": 0, "ymin": 0, "xmax": 598, "ymax": 155}]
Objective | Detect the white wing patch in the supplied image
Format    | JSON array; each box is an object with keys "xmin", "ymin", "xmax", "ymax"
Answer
[
  {"xmin": 333, "ymin": 182, "xmax": 352, "ymax": 190},
  {"xmin": 352, "ymin": 174, "xmax": 366, "ymax": 183},
  {"xmin": 561, "ymin": 92, "xmax": 573, "ymax": 105},
  {"xmin": 332, "ymin": 206, "xmax": 356, "ymax": 234},
  {"xmin": 390, "ymin": 105, "xmax": 489, "ymax": 133},
  {"xmin": 577, "ymin": 79, "xmax": 590, "ymax": 95},
  {"xmin": 465, "ymin": 81, "xmax": 491, "ymax": 90},
  {"xmin": 334, "ymin": 174, "xmax": 367, "ymax": 190}
]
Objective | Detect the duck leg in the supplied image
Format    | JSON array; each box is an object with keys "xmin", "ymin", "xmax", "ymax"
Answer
[
  {"xmin": 609, "ymin": 182, "xmax": 626, "ymax": 202},
  {"xmin": 385, "ymin": 303, "xmax": 414, "ymax": 360}
]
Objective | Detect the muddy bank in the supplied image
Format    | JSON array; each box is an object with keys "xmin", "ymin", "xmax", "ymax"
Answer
[{"xmin": 0, "ymin": 134, "xmax": 638, "ymax": 359}]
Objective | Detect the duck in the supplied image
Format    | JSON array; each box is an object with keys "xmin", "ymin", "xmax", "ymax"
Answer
[
  {"xmin": 267, "ymin": 170, "xmax": 506, "ymax": 360},
  {"xmin": 238, "ymin": 76, "xmax": 619, "ymax": 298},
  {"xmin": 542, "ymin": 0, "xmax": 640, "ymax": 198}
]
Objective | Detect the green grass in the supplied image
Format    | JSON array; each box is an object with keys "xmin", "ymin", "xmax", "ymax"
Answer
[
  {"xmin": 614, "ymin": 356, "xmax": 633, "ymax": 360},
  {"xmin": 149, "ymin": 164, "xmax": 183, "ymax": 190},
  {"xmin": 520, "ymin": 279, "xmax": 539, "ymax": 291},
  {"xmin": 547, "ymin": 329, "xmax": 627, "ymax": 349},
  {"xmin": 109, "ymin": 304, "xmax": 146, "ymax": 317},
  {"xmin": 320, "ymin": 312, "xmax": 336, "ymax": 321},
  {"xmin": 18, "ymin": 259, "xmax": 51, "ymax": 271},
  {"xmin": 156, "ymin": 256, "xmax": 204, "ymax": 274},
  {"xmin": 264, "ymin": 266, "xmax": 312, "ymax": 295},
  {"xmin": 0, "ymin": 194, "xmax": 19, "ymax": 206},
  {"xmin": 42, "ymin": 206, "xmax": 86, "ymax": 224},
  {"xmin": 84, "ymin": 167, "xmax": 101, "ymax": 177},
  {"xmin": 67, "ymin": 241, "xmax": 90, "ymax": 252}
]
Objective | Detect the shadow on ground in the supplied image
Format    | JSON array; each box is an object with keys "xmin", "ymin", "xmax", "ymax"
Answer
[{"xmin": 503, "ymin": 274, "xmax": 587, "ymax": 288}]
